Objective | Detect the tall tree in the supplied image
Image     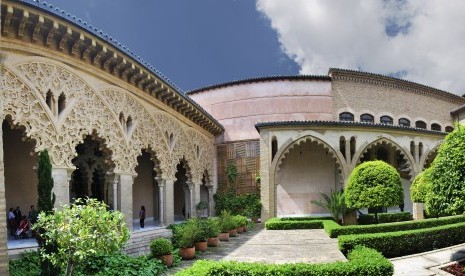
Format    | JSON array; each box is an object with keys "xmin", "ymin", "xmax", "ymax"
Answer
[{"xmin": 37, "ymin": 149, "xmax": 55, "ymax": 213}]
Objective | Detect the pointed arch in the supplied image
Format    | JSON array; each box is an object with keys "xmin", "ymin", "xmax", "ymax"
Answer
[{"xmin": 419, "ymin": 140, "xmax": 443, "ymax": 169}]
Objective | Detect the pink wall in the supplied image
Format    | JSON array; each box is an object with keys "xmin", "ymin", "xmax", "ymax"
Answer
[{"xmin": 190, "ymin": 79, "xmax": 332, "ymax": 141}]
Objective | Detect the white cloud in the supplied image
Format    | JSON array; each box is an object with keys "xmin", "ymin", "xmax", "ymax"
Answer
[{"xmin": 257, "ymin": 0, "xmax": 465, "ymax": 95}]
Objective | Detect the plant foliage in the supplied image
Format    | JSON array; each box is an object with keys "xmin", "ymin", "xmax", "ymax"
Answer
[
  {"xmin": 33, "ymin": 198, "xmax": 130, "ymax": 275},
  {"xmin": 410, "ymin": 168, "xmax": 433, "ymax": 203},
  {"xmin": 213, "ymin": 192, "xmax": 261, "ymax": 218},
  {"xmin": 311, "ymin": 189, "xmax": 346, "ymax": 222},
  {"xmin": 37, "ymin": 150, "xmax": 56, "ymax": 213},
  {"xmin": 150, "ymin": 238, "xmax": 173, "ymax": 257},
  {"xmin": 345, "ymin": 161, "xmax": 404, "ymax": 220},
  {"xmin": 426, "ymin": 125, "xmax": 465, "ymax": 216}
]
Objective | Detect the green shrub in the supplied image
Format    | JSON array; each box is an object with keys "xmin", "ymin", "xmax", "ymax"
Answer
[
  {"xmin": 410, "ymin": 168, "xmax": 433, "ymax": 203},
  {"xmin": 9, "ymin": 251, "xmax": 41, "ymax": 276},
  {"xmin": 213, "ymin": 192, "xmax": 261, "ymax": 218},
  {"xmin": 204, "ymin": 217, "xmax": 220, "ymax": 238},
  {"xmin": 339, "ymin": 221, "xmax": 465, "ymax": 258},
  {"xmin": 346, "ymin": 161, "xmax": 404, "ymax": 221},
  {"xmin": 265, "ymin": 218, "xmax": 325, "ymax": 230},
  {"xmin": 280, "ymin": 216, "xmax": 334, "ymax": 221},
  {"xmin": 358, "ymin": 212, "xmax": 412, "ymax": 225},
  {"xmin": 74, "ymin": 253, "xmax": 166, "ymax": 276},
  {"xmin": 190, "ymin": 218, "xmax": 210, "ymax": 242},
  {"xmin": 311, "ymin": 189, "xmax": 347, "ymax": 222},
  {"xmin": 176, "ymin": 246, "xmax": 393, "ymax": 276},
  {"xmin": 150, "ymin": 238, "xmax": 173, "ymax": 257},
  {"xmin": 218, "ymin": 210, "xmax": 236, "ymax": 232},
  {"xmin": 233, "ymin": 215, "xmax": 248, "ymax": 227},
  {"xmin": 426, "ymin": 125, "xmax": 465, "ymax": 216},
  {"xmin": 329, "ymin": 214, "xmax": 465, "ymax": 238},
  {"xmin": 175, "ymin": 222, "xmax": 197, "ymax": 248}
]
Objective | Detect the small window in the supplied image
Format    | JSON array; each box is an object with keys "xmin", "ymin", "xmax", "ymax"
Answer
[
  {"xmin": 339, "ymin": 136, "xmax": 346, "ymax": 159},
  {"xmin": 431, "ymin": 123, "xmax": 441, "ymax": 131},
  {"xmin": 58, "ymin": 93, "xmax": 66, "ymax": 115},
  {"xmin": 360, "ymin": 113, "xmax": 374, "ymax": 123},
  {"xmin": 350, "ymin": 137, "xmax": 356, "ymax": 161},
  {"xmin": 271, "ymin": 136, "xmax": 278, "ymax": 161},
  {"xmin": 445, "ymin": 126, "xmax": 454, "ymax": 133},
  {"xmin": 398, "ymin": 118, "xmax": 410, "ymax": 127},
  {"xmin": 415, "ymin": 120, "xmax": 427, "ymax": 129},
  {"xmin": 119, "ymin": 112, "xmax": 125, "ymax": 126},
  {"xmin": 380, "ymin": 116, "xmax": 393, "ymax": 125},
  {"xmin": 126, "ymin": 116, "xmax": 133, "ymax": 133},
  {"xmin": 339, "ymin": 112, "xmax": 354, "ymax": 122},
  {"xmin": 46, "ymin": 90, "xmax": 54, "ymax": 110}
]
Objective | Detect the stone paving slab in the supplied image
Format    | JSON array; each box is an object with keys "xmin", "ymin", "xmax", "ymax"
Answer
[{"xmin": 166, "ymin": 224, "xmax": 346, "ymax": 275}]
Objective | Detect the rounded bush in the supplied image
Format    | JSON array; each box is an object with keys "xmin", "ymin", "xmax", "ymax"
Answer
[
  {"xmin": 150, "ymin": 238, "xmax": 173, "ymax": 256},
  {"xmin": 345, "ymin": 161, "xmax": 403, "ymax": 210},
  {"xmin": 410, "ymin": 168, "xmax": 432, "ymax": 203},
  {"xmin": 426, "ymin": 125, "xmax": 465, "ymax": 216}
]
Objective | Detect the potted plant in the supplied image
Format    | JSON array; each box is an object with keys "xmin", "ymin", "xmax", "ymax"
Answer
[
  {"xmin": 234, "ymin": 215, "xmax": 247, "ymax": 233},
  {"xmin": 196, "ymin": 201, "xmax": 209, "ymax": 218},
  {"xmin": 150, "ymin": 238, "xmax": 174, "ymax": 267},
  {"xmin": 191, "ymin": 218, "xmax": 209, "ymax": 252},
  {"xmin": 205, "ymin": 217, "xmax": 220, "ymax": 247},
  {"xmin": 175, "ymin": 223, "xmax": 197, "ymax": 260},
  {"xmin": 218, "ymin": 210, "xmax": 234, "ymax": 241}
]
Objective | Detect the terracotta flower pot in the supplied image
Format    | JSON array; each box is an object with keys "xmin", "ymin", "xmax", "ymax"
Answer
[
  {"xmin": 229, "ymin": 228, "xmax": 238, "ymax": 237},
  {"xmin": 237, "ymin": 226, "xmax": 244, "ymax": 234},
  {"xmin": 179, "ymin": 246, "xmax": 196, "ymax": 260},
  {"xmin": 207, "ymin": 236, "xmax": 219, "ymax": 247},
  {"xmin": 195, "ymin": 241, "xmax": 208, "ymax": 252},
  {"xmin": 157, "ymin": 253, "xmax": 174, "ymax": 267},
  {"xmin": 218, "ymin": 232, "xmax": 229, "ymax": 241},
  {"xmin": 243, "ymin": 225, "xmax": 248, "ymax": 232}
]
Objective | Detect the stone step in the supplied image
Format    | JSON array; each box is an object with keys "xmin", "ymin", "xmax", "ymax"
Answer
[{"xmin": 123, "ymin": 228, "xmax": 172, "ymax": 257}]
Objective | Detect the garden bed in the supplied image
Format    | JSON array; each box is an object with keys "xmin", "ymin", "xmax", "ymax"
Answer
[{"xmin": 441, "ymin": 259, "xmax": 465, "ymax": 276}]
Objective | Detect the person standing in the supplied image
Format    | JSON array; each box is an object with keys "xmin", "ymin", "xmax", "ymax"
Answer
[
  {"xmin": 8, "ymin": 208, "xmax": 15, "ymax": 235},
  {"xmin": 139, "ymin": 205, "xmax": 146, "ymax": 229},
  {"xmin": 13, "ymin": 206, "xmax": 22, "ymax": 229}
]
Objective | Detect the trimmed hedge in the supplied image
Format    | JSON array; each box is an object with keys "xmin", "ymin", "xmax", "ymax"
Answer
[
  {"xmin": 176, "ymin": 246, "xmax": 393, "ymax": 276},
  {"xmin": 329, "ymin": 214, "xmax": 465, "ymax": 238},
  {"xmin": 358, "ymin": 212, "xmax": 412, "ymax": 225},
  {"xmin": 265, "ymin": 218, "xmax": 324, "ymax": 230},
  {"xmin": 339, "ymin": 221, "xmax": 465, "ymax": 258},
  {"xmin": 280, "ymin": 216, "xmax": 335, "ymax": 221}
]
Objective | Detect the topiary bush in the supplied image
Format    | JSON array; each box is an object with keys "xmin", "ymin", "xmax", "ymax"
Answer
[
  {"xmin": 426, "ymin": 125, "xmax": 465, "ymax": 216},
  {"xmin": 339, "ymin": 221, "xmax": 465, "ymax": 258},
  {"xmin": 176, "ymin": 246, "xmax": 393, "ymax": 276},
  {"xmin": 410, "ymin": 168, "xmax": 432, "ymax": 203},
  {"xmin": 358, "ymin": 212, "xmax": 412, "ymax": 225},
  {"xmin": 150, "ymin": 238, "xmax": 173, "ymax": 257},
  {"xmin": 345, "ymin": 161, "xmax": 404, "ymax": 222}
]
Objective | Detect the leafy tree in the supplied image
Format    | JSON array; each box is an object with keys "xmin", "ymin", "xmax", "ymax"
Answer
[
  {"xmin": 37, "ymin": 150, "xmax": 56, "ymax": 213},
  {"xmin": 33, "ymin": 198, "xmax": 130, "ymax": 276},
  {"xmin": 410, "ymin": 168, "xmax": 433, "ymax": 203},
  {"xmin": 426, "ymin": 125, "xmax": 465, "ymax": 216},
  {"xmin": 311, "ymin": 189, "xmax": 346, "ymax": 223},
  {"xmin": 345, "ymin": 161, "xmax": 404, "ymax": 222}
]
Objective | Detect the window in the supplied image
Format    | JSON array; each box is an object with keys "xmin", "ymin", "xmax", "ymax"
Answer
[
  {"xmin": 431, "ymin": 123, "xmax": 441, "ymax": 131},
  {"xmin": 58, "ymin": 92, "xmax": 66, "ymax": 115},
  {"xmin": 271, "ymin": 136, "xmax": 278, "ymax": 161},
  {"xmin": 46, "ymin": 90, "xmax": 54, "ymax": 111},
  {"xmin": 339, "ymin": 136, "xmax": 346, "ymax": 160},
  {"xmin": 360, "ymin": 113, "xmax": 374, "ymax": 123},
  {"xmin": 380, "ymin": 116, "xmax": 393, "ymax": 125},
  {"xmin": 126, "ymin": 116, "xmax": 133, "ymax": 133},
  {"xmin": 398, "ymin": 118, "xmax": 410, "ymax": 127},
  {"xmin": 445, "ymin": 126, "xmax": 454, "ymax": 133},
  {"xmin": 415, "ymin": 120, "xmax": 427, "ymax": 129},
  {"xmin": 339, "ymin": 112, "xmax": 354, "ymax": 122}
]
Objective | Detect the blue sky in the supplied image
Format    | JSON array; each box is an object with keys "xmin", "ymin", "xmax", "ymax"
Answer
[
  {"xmin": 43, "ymin": 0, "xmax": 300, "ymax": 92},
  {"xmin": 38, "ymin": 1, "xmax": 465, "ymax": 95}
]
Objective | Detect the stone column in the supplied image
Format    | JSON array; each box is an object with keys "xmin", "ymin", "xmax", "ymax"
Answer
[
  {"xmin": 194, "ymin": 182, "xmax": 201, "ymax": 217},
  {"xmin": 188, "ymin": 183, "xmax": 196, "ymax": 218},
  {"xmin": 259, "ymin": 130, "xmax": 272, "ymax": 221},
  {"xmin": 344, "ymin": 136, "xmax": 351, "ymax": 164},
  {"xmin": 0, "ymin": 82, "xmax": 9, "ymax": 274},
  {"xmin": 52, "ymin": 167, "xmax": 73, "ymax": 207},
  {"xmin": 119, "ymin": 174, "xmax": 133, "ymax": 232},
  {"xmin": 112, "ymin": 176, "xmax": 118, "ymax": 210},
  {"xmin": 164, "ymin": 179, "xmax": 174, "ymax": 225},
  {"xmin": 207, "ymin": 186, "xmax": 214, "ymax": 216},
  {"xmin": 413, "ymin": 202, "xmax": 425, "ymax": 220},
  {"xmin": 158, "ymin": 180, "xmax": 165, "ymax": 226}
]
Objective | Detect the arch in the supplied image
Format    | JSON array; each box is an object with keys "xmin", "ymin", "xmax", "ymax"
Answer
[
  {"xmin": 415, "ymin": 120, "xmax": 427, "ymax": 129},
  {"xmin": 419, "ymin": 140, "xmax": 443, "ymax": 169},
  {"xmin": 353, "ymin": 136, "xmax": 415, "ymax": 179},
  {"xmin": 445, "ymin": 126, "xmax": 454, "ymax": 133},
  {"xmin": 339, "ymin": 112, "xmax": 354, "ymax": 122},
  {"xmin": 57, "ymin": 92, "xmax": 66, "ymax": 115},
  {"xmin": 431, "ymin": 123, "xmax": 441, "ymax": 132},
  {"xmin": 271, "ymin": 131, "xmax": 348, "ymax": 182},
  {"xmin": 399, "ymin": 118, "xmax": 411, "ymax": 127}
]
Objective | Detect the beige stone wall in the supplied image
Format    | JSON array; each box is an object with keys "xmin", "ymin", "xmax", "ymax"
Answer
[
  {"xmin": 276, "ymin": 141, "xmax": 340, "ymax": 216},
  {"xmin": 190, "ymin": 80, "xmax": 332, "ymax": 142},
  {"xmin": 332, "ymin": 78, "xmax": 460, "ymax": 130}
]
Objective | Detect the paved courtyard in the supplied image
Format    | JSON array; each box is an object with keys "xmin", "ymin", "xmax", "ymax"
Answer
[{"xmin": 168, "ymin": 224, "xmax": 346, "ymax": 274}]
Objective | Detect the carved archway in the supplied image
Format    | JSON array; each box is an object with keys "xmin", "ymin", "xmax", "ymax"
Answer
[{"xmin": 420, "ymin": 140, "xmax": 442, "ymax": 169}]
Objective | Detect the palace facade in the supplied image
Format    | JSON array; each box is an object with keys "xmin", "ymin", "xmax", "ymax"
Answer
[{"xmin": 2, "ymin": 0, "xmax": 465, "ymax": 274}]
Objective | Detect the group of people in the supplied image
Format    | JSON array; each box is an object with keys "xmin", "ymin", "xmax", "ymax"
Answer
[{"xmin": 7, "ymin": 205, "xmax": 38, "ymax": 239}]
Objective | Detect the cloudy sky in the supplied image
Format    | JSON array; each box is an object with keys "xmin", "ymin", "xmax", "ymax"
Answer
[{"xmin": 41, "ymin": 0, "xmax": 465, "ymax": 95}]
